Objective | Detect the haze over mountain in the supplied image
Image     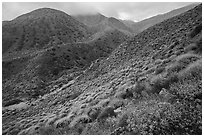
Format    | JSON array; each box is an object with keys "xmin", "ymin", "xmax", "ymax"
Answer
[
  {"xmin": 74, "ymin": 3, "xmax": 199, "ymax": 34},
  {"xmin": 75, "ymin": 13, "xmax": 133, "ymax": 34},
  {"xmin": 2, "ymin": 3, "xmax": 202, "ymax": 135}
]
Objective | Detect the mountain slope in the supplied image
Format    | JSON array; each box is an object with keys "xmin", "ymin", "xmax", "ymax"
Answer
[
  {"xmin": 125, "ymin": 3, "xmax": 199, "ymax": 34},
  {"xmin": 2, "ymin": 4, "xmax": 202, "ymax": 135},
  {"xmin": 75, "ymin": 13, "xmax": 133, "ymax": 34},
  {"xmin": 2, "ymin": 8, "xmax": 90, "ymax": 55},
  {"xmin": 2, "ymin": 27, "xmax": 129, "ymax": 107}
]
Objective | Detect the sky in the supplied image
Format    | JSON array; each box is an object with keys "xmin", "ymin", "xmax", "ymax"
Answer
[{"xmin": 2, "ymin": 2, "xmax": 194, "ymax": 22}]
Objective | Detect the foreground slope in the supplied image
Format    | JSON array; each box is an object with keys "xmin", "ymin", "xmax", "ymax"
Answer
[{"xmin": 2, "ymin": 4, "xmax": 202, "ymax": 135}]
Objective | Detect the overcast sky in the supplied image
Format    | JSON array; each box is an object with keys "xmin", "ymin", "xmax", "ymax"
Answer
[{"xmin": 2, "ymin": 2, "xmax": 194, "ymax": 22}]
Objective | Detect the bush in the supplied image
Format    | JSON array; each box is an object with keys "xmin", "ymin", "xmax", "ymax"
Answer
[
  {"xmin": 117, "ymin": 112, "xmax": 130, "ymax": 128},
  {"xmin": 87, "ymin": 106, "xmax": 101, "ymax": 121},
  {"xmin": 82, "ymin": 117, "xmax": 117, "ymax": 135},
  {"xmin": 97, "ymin": 106, "xmax": 116, "ymax": 121},
  {"xmin": 190, "ymin": 24, "xmax": 202, "ymax": 38},
  {"xmin": 118, "ymin": 98, "xmax": 201, "ymax": 135},
  {"xmin": 166, "ymin": 53, "xmax": 200, "ymax": 74},
  {"xmin": 176, "ymin": 53, "xmax": 200, "ymax": 65},
  {"xmin": 166, "ymin": 62, "xmax": 185, "ymax": 74},
  {"xmin": 4, "ymin": 99, "xmax": 22, "ymax": 107},
  {"xmin": 132, "ymin": 82, "xmax": 145, "ymax": 99},
  {"xmin": 108, "ymin": 98, "xmax": 126, "ymax": 109},
  {"xmin": 69, "ymin": 115, "xmax": 92, "ymax": 128},
  {"xmin": 154, "ymin": 66, "xmax": 165, "ymax": 75},
  {"xmin": 149, "ymin": 75, "xmax": 168, "ymax": 94},
  {"xmin": 195, "ymin": 35, "xmax": 202, "ymax": 54},
  {"xmin": 185, "ymin": 36, "xmax": 202, "ymax": 54},
  {"xmin": 148, "ymin": 72, "xmax": 178, "ymax": 95},
  {"xmin": 178, "ymin": 59, "xmax": 202, "ymax": 81},
  {"xmin": 38, "ymin": 126, "xmax": 64, "ymax": 135}
]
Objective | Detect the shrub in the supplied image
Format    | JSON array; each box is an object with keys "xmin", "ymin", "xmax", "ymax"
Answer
[
  {"xmin": 166, "ymin": 53, "xmax": 200, "ymax": 74},
  {"xmin": 108, "ymin": 98, "xmax": 126, "ymax": 109},
  {"xmin": 176, "ymin": 53, "xmax": 200, "ymax": 65},
  {"xmin": 69, "ymin": 115, "xmax": 92, "ymax": 128},
  {"xmin": 119, "ymin": 98, "xmax": 201, "ymax": 135},
  {"xmin": 178, "ymin": 59, "xmax": 202, "ymax": 81},
  {"xmin": 190, "ymin": 24, "xmax": 202, "ymax": 38},
  {"xmin": 184, "ymin": 43, "xmax": 197, "ymax": 53},
  {"xmin": 97, "ymin": 106, "xmax": 116, "ymax": 121},
  {"xmin": 154, "ymin": 66, "xmax": 165, "ymax": 75},
  {"xmin": 148, "ymin": 72, "xmax": 179, "ymax": 95},
  {"xmin": 132, "ymin": 82, "xmax": 145, "ymax": 99},
  {"xmin": 38, "ymin": 126, "xmax": 64, "ymax": 135},
  {"xmin": 195, "ymin": 35, "xmax": 202, "ymax": 54},
  {"xmin": 149, "ymin": 75, "xmax": 167, "ymax": 94},
  {"xmin": 4, "ymin": 99, "xmax": 22, "ymax": 107},
  {"xmin": 117, "ymin": 112, "xmax": 130, "ymax": 128},
  {"xmin": 166, "ymin": 62, "xmax": 185, "ymax": 74},
  {"xmin": 87, "ymin": 106, "xmax": 101, "ymax": 121},
  {"xmin": 82, "ymin": 111, "xmax": 118, "ymax": 135},
  {"xmin": 114, "ymin": 86, "xmax": 133, "ymax": 99},
  {"xmin": 154, "ymin": 59, "xmax": 163, "ymax": 65}
]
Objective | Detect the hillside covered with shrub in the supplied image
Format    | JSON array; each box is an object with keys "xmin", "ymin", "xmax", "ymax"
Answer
[{"xmin": 2, "ymin": 4, "xmax": 202, "ymax": 135}]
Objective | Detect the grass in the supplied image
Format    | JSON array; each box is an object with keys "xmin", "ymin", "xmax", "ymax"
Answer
[
  {"xmin": 166, "ymin": 53, "xmax": 200, "ymax": 74},
  {"xmin": 178, "ymin": 59, "xmax": 201, "ymax": 81}
]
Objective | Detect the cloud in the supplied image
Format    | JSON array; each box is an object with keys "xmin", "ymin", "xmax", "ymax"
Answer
[{"xmin": 2, "ymin": 2, "xmax": 194, "ymax": 21}]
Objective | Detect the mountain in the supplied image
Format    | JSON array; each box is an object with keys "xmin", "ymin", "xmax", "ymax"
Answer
[
  {"xmin": 2, "ymin": 8, "xmax": 90, "ymax": 55},
  {"xmin": 2, "ymin": 8, "xmax": 129, "ymax": 110},
  {"xmin": 120, "ymin": 19, "xmax": 136, "ymax": 26},
  {"xmin": 73, "ymin": 13, "xmax": 106, "ymax": 26},
  {"xmin": 2, "ymin": 4, "xmax": 202, "ymax": 135},
  {"xmin": 75, "ymin": 13, "xmax": 133, "ymax": 34},
  {"xmin": 124, "ymin": 3, "xmax": 199, "ymax": 34}
]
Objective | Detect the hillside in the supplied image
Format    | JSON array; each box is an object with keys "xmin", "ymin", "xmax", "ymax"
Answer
[
  {"xmin": 2, "ymin": 4, "xmax": 202, "ymax": 135},
  {"xmin": 124, "ymin": 3, "xmax": 199, "ymax": 34},
  {"xmin": 2, "ymin": 25, "xmax": 129, "ymax": 106},
  {"xmin": 2, "ymin": 8, "xmax": 90, "ymax": 55}
]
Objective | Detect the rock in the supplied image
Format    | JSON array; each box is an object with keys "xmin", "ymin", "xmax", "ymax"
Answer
[{"xmin": 114, "ymin": 107, "xmax": 122, "ymax": 113}]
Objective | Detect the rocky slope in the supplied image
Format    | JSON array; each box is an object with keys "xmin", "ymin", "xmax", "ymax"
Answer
[{"xmin": 2, "ymin": 4, "xmax": 202, "ymax": 135}]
